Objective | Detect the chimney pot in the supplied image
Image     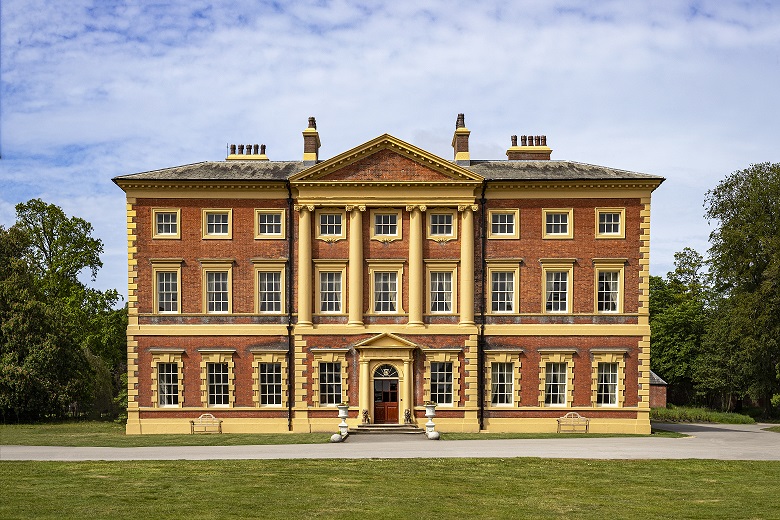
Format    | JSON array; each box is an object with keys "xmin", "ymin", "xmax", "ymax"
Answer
[
  {"xmin": 260, "ymin": 144, "xmax": 266, "ymax": 154},
  {"xmin": 253, "ymin": 144, "xmax": 259, "ymax": 154},
  {"xmin": 520, "ymin": 135, "xmax": 527, "ymax": 146},
  {"xmin": 456, "ymin": 113, "xmax": 465, "ymax": 129},
  {"xmin": 511, "ymin": 135, "xmax": 518, "ymax": 147},
  {"xmin": 230, "ymin": 144, "xmax": 236, "ymax": 155},
  {"xmin": 541, "ymin": 135, "xmax": 547, "ymax": 146},
  {"xmin": 238, "ymin": 144, "xmax": 244, "ymax": 154},
  {"xmin": 308, "ymin": 116, "xmax": 317, "ymax": 129}
]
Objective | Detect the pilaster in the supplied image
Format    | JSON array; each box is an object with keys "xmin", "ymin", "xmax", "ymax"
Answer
[
  {"xmin": 296, "ymin": 205, "xmax": 314, "ymax": 326},
  {"xmin": 407, "ymin": 205, "xmax": 425, "ymax": 326},
  {"xmin": 347, "ymin": 205, "xmax": 365, "ymax": 326}
]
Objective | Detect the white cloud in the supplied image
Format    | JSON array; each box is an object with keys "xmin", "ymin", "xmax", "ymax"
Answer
[{"xmin": 2, "ymin": 0, "xmax": 780, "ymax": 297}]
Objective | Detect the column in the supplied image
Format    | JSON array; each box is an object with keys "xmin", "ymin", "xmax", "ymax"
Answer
[
  {"xmin": 296, "ymin": 205, "xmax": 313, "ymax": 326},
  {"xmin": 359, "ymin": 357, "xmax": 370, "ymax": 421},
  {"xmin": 407, "ymin": 205, "xmax": 424, "ymax": 326},
  {"xmin": 348, "ymin": 206, "xmax": 365, "ymax": 326},
  {"xmin": 459, "ymin": 205, "xmax": 476, "ymax": 325},
  {"xmin": 403, "ymin": 357, "xmax": 413, "ymax": 424}
]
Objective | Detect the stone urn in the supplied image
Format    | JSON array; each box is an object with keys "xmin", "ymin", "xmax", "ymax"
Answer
[{"xmin": 336, "ymin": 404, "xmax": 350, "ymax": 436}]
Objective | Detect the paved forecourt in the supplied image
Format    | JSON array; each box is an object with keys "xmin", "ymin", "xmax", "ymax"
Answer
[{"xmin": 1, "ymin": 423, "xmax": 778, "ymax": 461}]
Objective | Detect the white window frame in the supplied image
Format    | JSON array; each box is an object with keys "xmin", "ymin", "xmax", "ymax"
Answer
[
  {"xmin": 429, "ymin": 361, "xmax": 453, "ymax": 405},
  {"xmin": 370, "ymin": 208, "xmax": 402, "ymax": 242},
  {"xmin": 367, "ymin": 260, "xmax": 405, "ymax": 315},
  {"xmin": 538, "ymin": 349, "xmax": 575, "ymax": 407},
  {"xmin": 252, "ymin": 259, "xmax": 286, "ymax": 314},
  {"xmin": 255, "ymin": 209, "xmax": 286, "ymax": 239},
  {"xmin": 151, "ymin": 208, "xmax": 181, "ymax": 239},
  {"xmin": 202, "ymin": 209, "xmax": 233, "ymax": 239},
  {"xmin": 591, "ymin": 349, "xmax": 627, "ymax": 407},
  {"xmin": 486, "ymin": 260, "xmax": 521, "ymax": 315},
  {"xmin": 200, "ymin": 260, "xmax": 233, "ymax": 314},
  {"xmin": 593, "ymin": 259, "xmax": 626, "ymax": 314},
  {"xmin": 540, "ymin": 259, "xmax": 575, "ymax": 314},
  {"xmin": 427, "ymin": 208, "xmax": 458, "ymax": 242},
  {"xmin": 315, "ymin": 209, "xmax": 347, "ymax": 242},
  {"xmin": 595, "ymin": 207, "xmax": 626, "ymax": 239},
  {"xmin": 490, "ymin": 362, "xmax": 514, "ymax": 406},
  {"xmin": 425, "ymin": 261, "xmax": 458, "ymax": 315},
  {"xmin": 150, "ymin": 349, "xmax": 184, "ymax": 408},
  {"xmin": 150, "ymin": 259, "xmax": 183, "ymax": 314},
  {"xmin": 487, "ymin": 209, "xmax": 520, "ymax": 239},
  {"xmin": 251, "ymin": 349, "xmax": 288, "ymax": 408},
  {"xmin": 198, "ymin": 349, "xmax": 235, "ymax": 408},
  {"xmin": 542, "ymin": 208, "xmax": 574, "ymax": 239},
  {"xmin": 314, "ymin": 260, "xmax": 347, "ymax": 315}
]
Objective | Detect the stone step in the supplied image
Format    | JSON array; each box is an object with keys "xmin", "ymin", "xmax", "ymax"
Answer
[{"xmin": 352, "ymin": 424, "xmax": 425, "ymax": 435}]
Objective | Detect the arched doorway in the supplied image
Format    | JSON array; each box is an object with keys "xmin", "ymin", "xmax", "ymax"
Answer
[{"xmin": 373, "ymin": 364, "xmax": 399, "ymax": 424}]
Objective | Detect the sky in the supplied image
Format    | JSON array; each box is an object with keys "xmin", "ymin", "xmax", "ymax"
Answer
[{"xmin": 2, "ymin": 0, "xmax": 779, "ymax": 302}]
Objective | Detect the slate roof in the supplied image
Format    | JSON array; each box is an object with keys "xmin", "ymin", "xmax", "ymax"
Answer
[
  {"xmin": 113, "ymin": 159, "xmax": 663, "ymax": 183},
  {"xmin": 649, "ymin": 370, "xmax": 668, "ymax": 386}
]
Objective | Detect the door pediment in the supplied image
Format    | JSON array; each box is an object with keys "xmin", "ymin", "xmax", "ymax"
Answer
[{"xmin": 355, "ymin": 333, "xmax": 417, "ymax": 360}]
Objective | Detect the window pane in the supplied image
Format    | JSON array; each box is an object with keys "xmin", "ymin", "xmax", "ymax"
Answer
[
  {"xmin": 207, "ymin": 362, "xmax": 229, "ymax": 406},
  {"xmin": 430, "ymin": 362, "xmax": 453, "ymax": 404},
  {"xmin": 207, "ymin": 213, "xmax": 229, "ymax": 235},
  {"xmin": 374, "ymin": 272, "xmax": 398, "ymax": 312},
  {"xmin": 430, "ymin": 272, "xmax": 452, "ymax": 313},
  {"xmin": 207, "ymin": 271, "xmax": 229, "ymax": 312},
  {"xmin": 597, "ymin": 271, "xmax": 620, "ymax": 312},
  {"xmin": 258, "ymin": 271, "xmax": 282, "ymax": 313},
  {"xmin": 319, "ymin": 214, "xmax": 342, "ymax": 236},
  {"xmin": 545, "ymin": 271, "xmax": 568, "ymax": 312},
  {"xmin": 320, "ymin": 272, "xmax": 342, "ymax": 312},
  {"xmin": 546, "ymin": 213, "xmax": 568, "ymax": 235},
  {"xmin": 157, "ymin": 271, "xmax": 178, "ymax": 312},
  {"xmin": 259, "ymin": 363, "xmax": 282, "ymax": 405},
  {"xmin": 374, "ymin": 213, "xmax": 397, "ymax": 236},
  {"xmin": 544, "ymin": 362, "xmax": 567, "ymax": 405},
  {"xmin": 430, "ymin": 214, "xmax": 453, "ymax": 236},
  {"xmin": 319, "ymin": 362, "xmax": 342, "ymax": 404},
  {"xmin": 491, "ymin": 271, "xmax": 514, "ymax": 312},
  {"xmin": 491, "ymin": 362, "xmax": 513, "ymax": 405},
  {"xmin": 258, "ymin": 212, "xmax": 282, "ymax": 235},
  {"xmin": 597, "ymin": 362, "xmax": 618, "ymax": 405},
  {"xmin": 491, "ymin": 213, "xmax": 515, "ymax": 235},
  {"xmin": 599, "ymin": 212, "xmax": 621, "ymax": 235},
  {"xmin": 158, "ymin": 363, "xmax": 178, "ymax": 405},
  {"xmin": 156, "ymin": 212, "xmax": 178, "ymax": 235}
]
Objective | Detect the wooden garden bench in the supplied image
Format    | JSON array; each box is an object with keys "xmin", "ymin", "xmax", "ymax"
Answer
[
  {"xmin": 190, "ymin": 413, "xmax": 223, "ymax": 434},
  {"xmin": 557, "ymin": 412, "xmax": 589, "ymax": 433}
]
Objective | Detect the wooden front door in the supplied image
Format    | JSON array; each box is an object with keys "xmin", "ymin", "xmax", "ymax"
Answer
[{"xmin": 373, "ymin": 379, "xmax": 399, "ymax": 424}]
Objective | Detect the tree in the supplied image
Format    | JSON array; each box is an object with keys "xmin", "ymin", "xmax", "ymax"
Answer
[
  {"xmin": 703, "ymin": 162, "xmax": 780, "ymax": 413},
  {"xmin": 650, "ymin": 248, "xmax": 709, "ymax": 404},
  {"xmin": 0, "ymin": 201, "xmax": 127, "ymax": 422}
]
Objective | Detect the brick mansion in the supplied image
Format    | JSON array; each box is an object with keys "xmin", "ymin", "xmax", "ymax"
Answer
[{"xmin": 114, "ymin": 114, "xmax": 663, "ymax": 434}]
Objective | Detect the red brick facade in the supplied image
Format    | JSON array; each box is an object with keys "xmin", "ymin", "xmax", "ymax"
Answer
[{"xmin": 116, "ymin": 120, "xmax": 662, "ymax": 434}]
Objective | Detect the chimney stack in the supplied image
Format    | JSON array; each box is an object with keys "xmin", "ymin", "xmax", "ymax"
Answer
[
  {"xmin": 451, "ymin": 113, "xmax": 471, "ymax": 165},
  {"xmin": 506, "ymin": 133, "xmax": 552, "ymax": 160},
  {"xmin": 302, "ymin": 116, "xmax": 321, "ymax": 165},
  {"xmin": 226, "ymin": 142, "xmax": 269, "ymax": 161}
]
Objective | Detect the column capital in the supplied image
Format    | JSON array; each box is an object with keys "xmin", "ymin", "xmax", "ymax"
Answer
[
  {"xmin": 405, "ymin": 205, "xmax": 427, "ymax": 212},
  {"xmin": 294, "ymin": 204, "xmax": 315, "ymax": 212},
  {"xmin": 458, "ymin": 204, "xmax": 479, "ymax": 212},
  {"xmin": 345, "ymin": 205, "xmax": 367, "ymax": 212}
]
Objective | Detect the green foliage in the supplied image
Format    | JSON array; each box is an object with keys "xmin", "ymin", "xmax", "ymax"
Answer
[
  {"xmin": 702, "ymin": 163, "xmax": 780, "ymax": 413},
  {"xmin": 650, "ymin": 405, "xmax": 755, "ymax": 424},
  {"xmin": 0, "ymin": 201, "xmax": 127, "ymax": 422},
  {"xmin": 650, "ymin": 248, "xmax": 708, "ymax": 404}
]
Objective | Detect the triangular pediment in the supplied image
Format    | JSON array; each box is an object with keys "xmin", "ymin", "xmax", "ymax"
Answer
[
  {"xmin": 354, "ymin": 332, "xmax": 418, "ymax": 350},
  {"xmin": 289, "ymin": 134, "xmax": 483, "ymax": 185}
]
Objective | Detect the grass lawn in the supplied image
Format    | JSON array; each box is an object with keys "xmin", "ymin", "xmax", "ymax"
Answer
[
  {"xmin": 2, "ymin": 458, "xmax": 779, "ymax": 519},
  {"xmin": 0, "ymin": 421, "xmax": 682, "ymax": 446},
  {"xmin": 765, "ymin": 426, "xmax": 780, "ymax": 433},
  {"xmin": 0, "ymin": 421, "xmax": 326, "ymax": 447}
]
